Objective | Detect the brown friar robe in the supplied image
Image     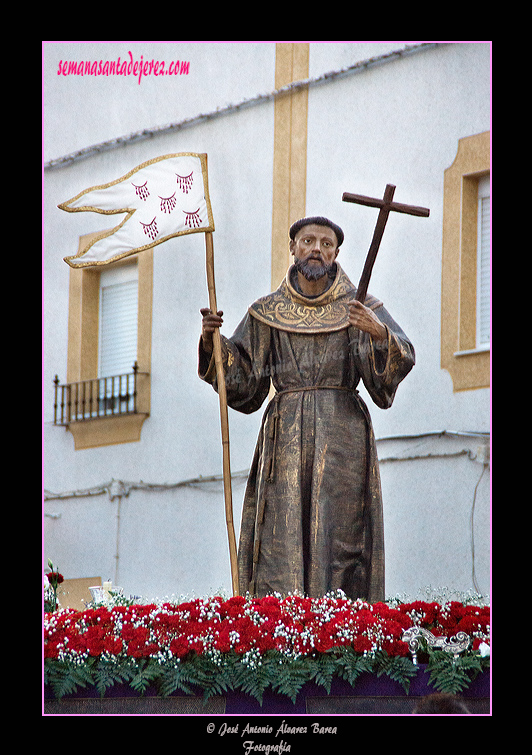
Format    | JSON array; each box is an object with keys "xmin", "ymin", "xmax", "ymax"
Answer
[{"xmin": 199, "ymin": 263, "xmax": 414, "ymax": 602}]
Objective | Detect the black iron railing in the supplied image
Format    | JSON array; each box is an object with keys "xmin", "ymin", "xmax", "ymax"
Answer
[{"xmin": 53, "ymin": 363, "xmax": 145, "ymax": 426}]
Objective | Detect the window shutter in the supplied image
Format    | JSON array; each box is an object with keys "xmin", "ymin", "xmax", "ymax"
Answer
[
  {"xmin": 99, "ymin": 264, "xmax": 138, "ymax": 378},
  {"xmin": 477, "ymin": 176, "xmax": 490, "ymax": 347}
]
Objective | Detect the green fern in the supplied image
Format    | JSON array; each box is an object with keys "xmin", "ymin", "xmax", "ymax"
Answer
[
  {"xmin": 425, "ymin": 650, "xmax": 484, "ymax": 695},
  {"xmin": 46, "ymin": 658, "xmax": 96, "ymax": 699},
  {"xmin": 334, "ymin": 648, "xmax": 373, "ymax": 687},
  {"xmin": 193, "ymin": 655, "xmax": 235, "ymax": 702},
  {"xmin": 230, "ymin": 653, "xmax": 277, "ymax": 705},
  {"xmin": 270, "ymin": 656, "xmax": 309, "ymax": 704},
  {"xmin": 93, "ymin": 658, "xmax": 136, "ymax": 697},
  {"xmin": 129, "ymin": 659, "xmax": 160, "ymax": 695},
  {"xmin": 372, "ymin": 651, "xmax": 418, "ymax": 693},
  {"xmin": 157, "ymin": 660, "xmax": 196, "ymax": 697},
  {"xmin": 308, "ymin": 652, "xmax": 338, "ymax": 694}
]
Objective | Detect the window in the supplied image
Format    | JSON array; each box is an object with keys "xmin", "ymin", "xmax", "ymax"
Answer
[
  {"xmin": 441, "ymin": 131, "xmax": 490, "ymax": 391},
  {"xmin": 98, "ymin": 263, "xmax": 138, "ymax": 415},
  {"xmin": 57, "ymin": 233, "xmax": 153, "ymax": 449}
]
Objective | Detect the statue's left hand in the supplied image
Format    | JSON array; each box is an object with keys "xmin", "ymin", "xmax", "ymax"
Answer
[{"xmin": 348, "ymin": 301, "xmax": 387, "ymax": 342}]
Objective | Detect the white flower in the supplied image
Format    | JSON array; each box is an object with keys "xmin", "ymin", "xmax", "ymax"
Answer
[{"xmin": 479, "ymin": 642, "xmax": 490, "ymax": 658}]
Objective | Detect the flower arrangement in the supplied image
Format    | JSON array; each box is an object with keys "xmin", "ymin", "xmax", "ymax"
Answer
[
  {"xmin": 44, "ymin": 591, "xmax": 490, "ymax": 703},
  {"xmin": 44, "ymin": 560, "xmax": 64, "ymax": 614}
]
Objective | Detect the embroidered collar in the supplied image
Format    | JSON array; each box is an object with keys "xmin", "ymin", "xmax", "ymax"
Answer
[{"xmin": 248, "ymin": 264, "xmax": 382, "ymax": 333}]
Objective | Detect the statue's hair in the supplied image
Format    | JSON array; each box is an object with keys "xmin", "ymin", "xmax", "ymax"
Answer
[{"xmin": 289, "ymin": 216, "xmax": 344, "ymax": 247}]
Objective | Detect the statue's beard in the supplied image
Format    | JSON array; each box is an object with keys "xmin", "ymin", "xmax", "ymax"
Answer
[{"xmin": 294, "ymin": 256, "xmax": 336, "ymax": 281}]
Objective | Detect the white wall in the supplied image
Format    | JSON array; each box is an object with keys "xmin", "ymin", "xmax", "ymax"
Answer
[
  {"xmin": 304, "ymin": 42, "xmax": 491, "ymax": 599},
  {"xmin": 44, "ymin": 42, "xmax": 276, "ymax": 598},
  {"xmin": 305, "ymin": 42, "xmax": 491, "ymax": 439}
]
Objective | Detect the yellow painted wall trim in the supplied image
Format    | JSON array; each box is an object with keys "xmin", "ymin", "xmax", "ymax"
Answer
[
  {"xmin": 68, "ymin": 412, "xmax": 149, "ymax": 450},
  {"xmin": 441, "ymin": 131, "xmax": 490, "ymax": 391},
  {"xmin": 66, "ymin": 235, "xmax": 153, "ymax": 448},
  {"xmin": 271, "ymin": 43, "xmax": 309, "ymax": 289}
]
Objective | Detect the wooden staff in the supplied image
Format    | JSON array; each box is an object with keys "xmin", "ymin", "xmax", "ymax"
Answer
[{"xmin": 204, "ymin": 231, "xmax": 239, "ymax": 596}]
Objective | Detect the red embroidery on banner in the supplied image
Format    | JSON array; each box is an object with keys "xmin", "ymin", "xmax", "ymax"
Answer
[
  {"xmin": 140, "ymin": 217, "xmax": 158, "ymax": 240},
  {"xmin": 183, "ymin": 209, "xmax": 201, "ymax": 228},
  {"xmin": 176, "ymin": 172, "xmax": 194, "ymax": 194},
  {"xmin": 159, "ymin": 192, "xmax": 177, "ymax": 214},
  {"xmin": 132, "ymin": 181, "xmax": 149, "ymax": 201}
]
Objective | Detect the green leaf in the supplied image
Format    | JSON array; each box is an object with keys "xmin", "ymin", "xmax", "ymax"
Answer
[
  {"xmin": 46, "ymin": 659, "xmax": 96, "ymax": 699},
  {"xmin": 373, "ymin": 652, "xmax": 418, "ymax": 694},
  {"xmin": 334, "ymin": 648, "xmax": 373, "ymax": 688},
  {"xmin": 425, "ymin": 650, "xmax": 481, "ymax": 695},
  {"xmin": 167, "ymin": 655, "xmax": 233, "ymax": 703},
  {"xmin": 270, "ymin": 657, "xmax": 310, "ymax": 704},
  {"xmin": 157, "ymin": 661, "xmax": 195, "ymax": 697},
  {"xmin": 195, "ymin": 657, "xmax": 233, "ymax": 702},
  {"xmin": 308, "ymin": 652, "xmax": 338, "ymax": 694},
  {"xmin": 129, "ymin": 659, "xmax": 160, "ymax": 695},
  {"xmin": 231, "ymin": 654, "xmax": 277, "ymax": 705},
  {"xmin": 93, "ymin": 659, "xmax": 136, "ymax": 697}
]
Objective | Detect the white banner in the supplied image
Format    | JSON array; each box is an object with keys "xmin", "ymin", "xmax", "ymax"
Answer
[{"xmin": 59, "ymin": 152, "xmax": 214, "ymax": 267}]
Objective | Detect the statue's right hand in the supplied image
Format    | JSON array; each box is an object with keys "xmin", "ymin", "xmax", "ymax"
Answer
[{"xmin": 200, "ymin": 308, "xmax": 223, "ymax": 353}]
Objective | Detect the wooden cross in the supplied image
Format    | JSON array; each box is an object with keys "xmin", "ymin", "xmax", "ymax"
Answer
[{"xmin": 342, "ymin": 184, "xmax": 430, "ymax": 303}]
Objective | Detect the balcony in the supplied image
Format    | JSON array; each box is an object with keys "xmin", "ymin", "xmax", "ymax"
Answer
[{"xmin": 53, "ymin": 363, "xmax": 148, "ymax": 427}]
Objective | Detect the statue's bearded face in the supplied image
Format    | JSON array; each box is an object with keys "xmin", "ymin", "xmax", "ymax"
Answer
[{"xmin": 290, "ymin": 224, "xmax": 339, "ymax": 281}]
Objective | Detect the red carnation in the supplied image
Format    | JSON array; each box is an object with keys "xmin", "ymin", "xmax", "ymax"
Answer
[
  {"xmin": 256, "ymin": 633, "xmax": 276, "ymax": 653},
  {"xmin": 169, "ymin": 636, "xmax": 190, "ymax": 659},
  {"xmin": 221, "ymin": 596, "xmax": 246, "ymax": 618},
  {"xmin": 47, "ymin": 571, "xmax": 64, "ymax": 587},
  {"xmin": 383, "ymin": 638, "xmax": 410, "ymax": 657},
  {"xmin": 44, "ymin": 641, "xmax": 61, "ymax": 659},
  {"xmin": 104, "ymin": 635, "xmax": 123, "ymax": 655},
  {"xmin": 214, "ymin": 625, "xmax": 233, "ymax": 653},
  {"xmin": 314, "ymin": 634, "xmax": 335, "ymax": 653},
  {"xmin": 353, "ymin": 636, "xmax": 373, "ymax": 654},
  {"xmin": 187, "ymin": 637, "xmax": 205, "ymax": 656}
]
